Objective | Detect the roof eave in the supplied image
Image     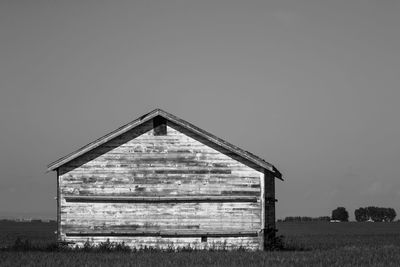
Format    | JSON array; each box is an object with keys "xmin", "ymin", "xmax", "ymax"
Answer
[
  {"xmin": 47, "ymin": 108, "xmax": 283, "ymax": 180},
  {"xmin": 47, "ymin": 109, "xmax": 162, "ymax": 171}
]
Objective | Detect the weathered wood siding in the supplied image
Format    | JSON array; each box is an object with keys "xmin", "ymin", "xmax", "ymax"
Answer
[{"xmin": 58, "ymin": 119, "xmax": 270, "ymax": 250}]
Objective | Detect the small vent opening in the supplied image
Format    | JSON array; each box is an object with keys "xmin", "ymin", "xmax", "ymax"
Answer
[
  {"xmin": 201, "ymin": 236, "xmax": 207, "ymax": 243},
  {"xmin": 153, "ymin": 116, "xmax": 167, "ymax": 136}
]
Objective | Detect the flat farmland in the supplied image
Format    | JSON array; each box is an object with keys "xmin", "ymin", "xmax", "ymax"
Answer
[
  {"xmin": 1, "ymin": 221, "xmax": 400, "ymax": 266},
  {"xmin": 0, "ymin": 221, "xmax": 56, "ymax": 247},
  {"xmin": 279, "ymin": 221, "xmax": 400, "ymax": 250}
]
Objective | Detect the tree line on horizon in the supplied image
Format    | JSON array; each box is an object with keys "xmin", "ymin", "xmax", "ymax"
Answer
[
  {"xmin": 279, "ymin": 206, "xmax": 397, "ymax": 222},
  {"xmin": 332, "ymin": 206, "xmax": 397, "ymax": 222},
  {"xmin": 354, "ymin": 207, "xmax": 396, "ymax": 222},
  {"xmin": 278, "ymin": 216, "xmax": 331, "ymax": 222}
]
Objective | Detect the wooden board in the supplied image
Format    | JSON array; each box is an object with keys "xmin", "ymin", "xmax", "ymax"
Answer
[{"xmin": 64, "ymin": 195, "xmax": 258, "ymax": 203}]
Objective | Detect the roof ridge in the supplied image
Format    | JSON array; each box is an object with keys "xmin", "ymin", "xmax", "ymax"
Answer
[{"xmin": 47, "ymin": 109, "xmax": 282, "ymax": 180}]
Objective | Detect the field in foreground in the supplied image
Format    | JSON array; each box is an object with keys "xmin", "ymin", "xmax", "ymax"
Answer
[{"xmin": 1, "ymin": 221, "xmax": 400, "ymax": 266}]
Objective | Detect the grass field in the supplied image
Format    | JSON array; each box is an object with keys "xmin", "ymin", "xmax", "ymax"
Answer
[{"xmin": 1, "ymin": 221, "xmax": 400, "ymax": 266}]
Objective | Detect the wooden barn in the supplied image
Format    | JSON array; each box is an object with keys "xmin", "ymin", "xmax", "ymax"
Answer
[{"xmin": 47, "ymin": 109, "xmax": 282, "ymax": 250}]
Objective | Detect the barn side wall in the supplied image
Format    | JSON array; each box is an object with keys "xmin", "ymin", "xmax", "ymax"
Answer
[{"xmin": 57, "ymin": 119, "xmax": 273, "ymax": 250}]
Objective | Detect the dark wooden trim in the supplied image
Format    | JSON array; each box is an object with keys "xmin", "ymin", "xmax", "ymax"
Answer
[
  {"xmin": 263, "ymin": 170, "xmax": 276, "ymax": 250},
  {"xmin": 65, "ymin": 231, "xmax": 258, "ymax": 238},
  {"xmin": 56, "ymin": 168, "xmax": 61, "ymax": 241},
  {"xmin": 64, "ymin": 195, "xmax": 258, "ymax": 203}
]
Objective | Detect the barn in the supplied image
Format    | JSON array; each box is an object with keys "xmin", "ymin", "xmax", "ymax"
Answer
[{"xmin": 47, "ymin": 108, "xmax": 282, "ymax": 250}]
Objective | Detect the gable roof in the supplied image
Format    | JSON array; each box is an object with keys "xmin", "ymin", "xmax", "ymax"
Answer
[{"xmin": 47, "ymin": 108, "xmax": 282, "ymax": 180}]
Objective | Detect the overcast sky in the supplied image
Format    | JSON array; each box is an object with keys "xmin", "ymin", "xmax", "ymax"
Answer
[{"xmin": 0, "ymin": 0, "xmax": 399, "ymax": 219}]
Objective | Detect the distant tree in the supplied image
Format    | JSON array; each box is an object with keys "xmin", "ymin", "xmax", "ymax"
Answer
[
  {"xmin": 366, "ymin": 207, "xmax": 379, "ymax": 221},
  {"xmin": 331, "ymin": 207, "xmax": 349, "ymax": 222},
  {"xmin": 387, "ymin": 208, "xmax": 396, "ymax": 222},
  {"xmin": 355, "ymin": 208, "xmax": 368, "ymax": 222}
]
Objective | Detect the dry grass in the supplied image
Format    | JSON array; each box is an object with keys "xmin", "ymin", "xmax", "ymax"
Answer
[{"xmin": 1, "ymin": 221, "xmax": 400, "ymax": 266}]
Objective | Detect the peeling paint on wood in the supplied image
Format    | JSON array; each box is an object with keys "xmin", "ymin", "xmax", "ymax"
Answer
[{"xmin": 53, "ymin": 115, "xmax": 278, "ymax": 250}]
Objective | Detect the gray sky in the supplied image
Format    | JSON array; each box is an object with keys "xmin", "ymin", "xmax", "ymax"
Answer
[{"xmin": 0, "ymin": 0, "xmax": 399, "ymax": 219}]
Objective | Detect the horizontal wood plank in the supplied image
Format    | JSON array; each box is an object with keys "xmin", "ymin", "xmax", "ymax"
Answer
[
  {"xmin": 65, "ymin": 230, "xmax": 258, "ymax": 237},
  {"xmin": 65, "ymin": 195, "xmax": 258, "ymax": 203}
]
